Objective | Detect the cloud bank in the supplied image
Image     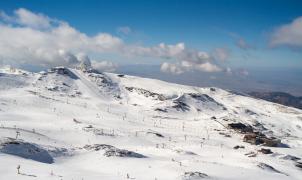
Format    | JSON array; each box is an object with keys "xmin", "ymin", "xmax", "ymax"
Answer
[{"xmin": 0, "ymin": 8, "xmax": 225, "ymax": 73}]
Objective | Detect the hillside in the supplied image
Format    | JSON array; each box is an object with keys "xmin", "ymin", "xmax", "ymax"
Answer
[
  {"xmin": 0, "ymin": 66, "xmax": 301, "ymax": 180},
  {"xmin": 249, "ymin": 92, "xmax": 302, "ymax": 110}
]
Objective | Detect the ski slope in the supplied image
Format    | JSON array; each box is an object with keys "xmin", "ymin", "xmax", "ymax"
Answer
[{"xmin": 0, "ymin": 67, "xmax": 301, "ymax": 180}]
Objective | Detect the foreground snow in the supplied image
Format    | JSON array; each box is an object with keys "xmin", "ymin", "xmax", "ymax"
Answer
[{"xmin": 0, "ymin": 67, "xmax": 301, "ymax": 179}]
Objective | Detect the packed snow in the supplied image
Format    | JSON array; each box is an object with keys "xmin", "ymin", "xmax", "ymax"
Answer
[{"xmin": 0, "ymin": 66, "xmax": 301, "ymax": 180}]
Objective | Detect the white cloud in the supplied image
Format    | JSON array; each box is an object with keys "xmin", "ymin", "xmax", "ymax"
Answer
[
  {"xmin": 0, "ymin": 8, "xmax": 224, "ymax": 74},
  {"xmin": 236, "ymin": 38, "xmax": 252, "ymax": 50},
  {"xmin": 125, "ymin": 42, "xmax": 186, "ymax": 59},
  {"xmin": 117, "ymin": 26, "xmax": 132, "ymax": 35},
  {"xmin": 0, "ymin": 10, "xmax": 124, "ymax": 68},
  {"xmin": 212, "ymin": 48, "xmax": 230, "ymax": 61},
  {"xmin": 145, "ymin": 43, "xmax": 223, "ymax": 74},
  {"xmin": 160, "ymin": 61, "xmax": 221, "ymax": 74},
  {"xmin": 1, "ymin": 8, "xmax": 52, "ymax": 29},
  {"xmin": 160, "ymin": 62, "xmax": 184, "ymax": 74},
  {"xmin": 14, "ymin": 8, "xmax": 52, "ymax": 29},
  {"xmin": 195, "ymin": 62, "xmax": 221, "ymax": 72},
  {"xmin": 92, "ymin": 60, "xmax": 118, "ymax": 72},
  {"xmin": 270, "ymin": 16, "xmax": 302, "ymax": 49},
  {"xmin": 229, "ymin": 33, "xmax": 253, "ymax": 50}
]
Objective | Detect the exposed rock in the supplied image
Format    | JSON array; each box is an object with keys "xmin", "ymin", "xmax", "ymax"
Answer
[
  {"xmin": 154, "ymin": 108, "xmax": 168, "ymax": 113},
  {"xmin": 257, "ymin": 163, "xmax": 287, "ymax": 176},
  {"xmin": 281, "ymin": 155, "xmax": 301, "ymax": 161},
  {"xmin": 174, "ymin": 149, "xmax": 197, "ymax": 155},
  {"xmin": 245, "ymin": 151, "xmax": 257, "ymax": 157},
  {"xmin": 243, "ymin": 133, "xmax": 264, "ymax": 145},
  {"xmin": 86, "ymin": 72, "xmax": 121, "ymax": 98},
  {"xmin": 83, "ymin": 144, "xmax": 147, "ymax": 158},
  {"xmin": 83, "ymin": 144, "xmax": 114, "ymax": 151},
  {"xmin": 146, "ymin": 131, "xmax": 164, "ymax": 138},
  {"xmin": 228, "ymin": 123, "xmax": 253, "ymax": 133},
  {"xmin": 295, "ymin": 162, "xmax": 302, "ymax": 169},
  {"xmin": 253, "ymin": 121, "xmax": 267, "ymax": 131},
  {"xmin": 172, "ymin": 101, "xmax": 190, "ymax": 112},
  {"xmin": 49, "ymin": 67, "xmax": 78, "ymax": 79},
  {"xmin": 243, "ymin": 132, "xmax": 282, "ymax": 147},
  {"xmin": 262, "ymin": 137, "xmax": 281, "ymax": 147},
  {"xmin": 73, "ymin": 118, "xmax": 82, "ymax": 124},
  {"xmin": 259, "ymin": 148, "xmax": 273, "ymax": 154},
  {"xmin": 219, "ymin": 132, "xmax": 231, "ymax": 137},
  {"xmin": 0, "ymin": 138, "xmax": 54, "ymax": 164},
  {"xmin": 82, "ymin": 126, "xmax": 115, "ymax": 136},
  {"xmin": 245, "ymin": 109, "xmax": 257, "ymax": 115},
  {"xmin": 125, "ymin": 87, "xmax": 166, "ymax": 101},
  {"xmin": 233, "ymin": 145, "xmax": 245, "ymax": 149},
  {"xmin": 188, "ymin": 93, "xmax": 226, "ymax": 110},
  {"xmin": 104, "ymin": 148, "xmax": 146, "ymax": 158},
  {"xmin": 182, "ymin": 171, "xmax": 209, "ymax": 179}
]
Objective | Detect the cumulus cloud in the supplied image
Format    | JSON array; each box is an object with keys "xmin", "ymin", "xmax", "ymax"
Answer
[
  {"xmin": 160, "ymin": 62, "xmax": 184, "ymax": 74},
  {"xmin": 92, "ymin": 61, "xmax": 118, "ymax": 72},
  {"xmin": 159, "ymin": 47, "xmax": 228, "ymax": 74},
  {"xmin": 160, "ymin": 60, "xmax": 221, "ymax": 74},
  {"xmin": 0, "ymin": 8, "xmax": 224, "ymax": 74},
  {"xmin": 0, "ymin": 9, "xmax": 124, "ymax": 68},
  {"xmin": 270, "ymin": 16, "xmax": 302, "ymax": 49},
  {"xmin": 1, "ymin": 8, "xmax": 52, "ymax": 29},
  {"xmin": 145, "ymin": 43, "xmax": 225, "ymax": 74}
]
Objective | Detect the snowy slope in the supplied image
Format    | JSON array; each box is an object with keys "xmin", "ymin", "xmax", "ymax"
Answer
[{"xmin": 0, "ymin": 67, "xmax": 301, "ymax": 180}]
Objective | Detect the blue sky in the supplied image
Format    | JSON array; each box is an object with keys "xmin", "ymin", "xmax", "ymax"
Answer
[{"xmin": 0, "ymin": 0, "xmax": 301, "ymax": 72}]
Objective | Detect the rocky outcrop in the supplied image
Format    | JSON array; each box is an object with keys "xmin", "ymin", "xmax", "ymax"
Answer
[
  {"xmin": 182, "ymin": 171, "xmax": 209, "ymax": 179},
  {"xmin": 0, "ymin": 138, "xmax": 54, "ymax": 164},
  {"xmin": 125, "ymin": 87, "xmax": 166, "ymax": 101},
  {"xmin": 172, "ymin": 101, "xmax": 190, "ymax": 112},
  {"xmin": 83, "ymin": 144, "xmax": 146, "ymax": 158},
  {"xmin": 228, "ymin": 123, "xmax": 253, "ymax": 133},
  {"xmin": 243, "ymin": 133, "xmax": 281, "ymax": 147}
]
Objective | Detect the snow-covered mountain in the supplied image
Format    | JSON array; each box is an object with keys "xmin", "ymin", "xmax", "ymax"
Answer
[{"xmin": 0, "ymin": 66, "xmax": 301, "ymax": 180}]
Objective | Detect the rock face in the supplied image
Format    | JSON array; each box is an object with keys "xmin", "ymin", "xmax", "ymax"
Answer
[
  {"xmin": 296, "ymin": 162, "xmax": 302, "ymax": 169},
  {"xmin": 49, "ymin": 67, "xmax": 78, "ymax": 79},
  {"xmin": 125, "ymin": 87, "xmax": 166, "ymax": 101},
  {"xmin": 82, "ymin": 125, "xmax": 115, "ymax": 136},
  {"xmin": 0, "ymin": 138, "xmax": 54, "ymax": 164},
  {"xmin": 257, "ymin": 163, "xmax": 287, "ymax": 175},
  {"xmin": 182, "ymin": 171, "xmax": 209, "ymax": 179},
  {"xmin": 172, "ymin": 100, "xmax": 190, "ymax": 112},
  {"xmin": 228, "ymin": 123, "xmax": 253, "ymax": 133},
  {"xmin": 227, "ymin": 122, "xmax": 283, "ymax": 147},
  {"xmin": 243, "ymin": 133, "xmax": 281, "ymax": 147},
  {"xmin": 281, "ymin": 155, "xmax": 301, "ymax": 161},
  {"xmin": 259, "ymin": 148, "xmax": 273, "ymax": 154},
  {"xmin": 83, "ymin": 144, "xmax": 147, "ymax": 158},
  {"xmin": 171, "ymin": 93, "xmax": 226, "ymax": 112},
  {"xmin": 233, "ymin": 145, "xmax": 245, "ymax": 149},
  {"xmin": 146, "ymin": 131, "xmax": 164, "ymax": 138}
]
